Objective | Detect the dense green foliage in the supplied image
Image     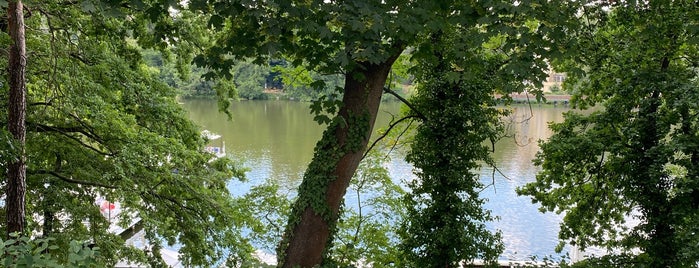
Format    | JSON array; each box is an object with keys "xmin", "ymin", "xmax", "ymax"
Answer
[
  {"xmin": 1, "ymin": 1, "xmax": 252, "ymax": 266},
  {"xmin": 1, "ymin": 234, "xmax": 99, "ymax": 268},
  {"xmin": 143, "ymin": 49, "xmax": 355, "ymax": 102},
  {"xmin": 518, "ymin": 1, "xmax": 699, "ymax": 266},
  {"xmin": 7, "ymin": 0, "xmax": 696, "ymax": 267},
  {"xmin": 398, "ymin": 32, "xmax": 506, "ymax": 266},
  {"xmin": 132, "ymin": 0, "xmax": 575, "ymax": 266},
  {"xmin": 390, "ymin": 0, "xmax": 580, "ymax": 265}
]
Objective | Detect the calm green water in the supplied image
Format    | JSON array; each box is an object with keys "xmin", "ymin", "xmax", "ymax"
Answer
[
  {"xmin": 184, "ymin": 99, "xmax": 404, "ymax": 188},
  {"xmin": 183, "ymin": 99, "xmax": 573, "ymax": 261}
]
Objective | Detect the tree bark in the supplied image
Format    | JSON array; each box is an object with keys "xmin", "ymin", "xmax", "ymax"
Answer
[
  {"xmin": 280, "ymin": 57, "xmax": 398, "ymax": 267},
  {"xmin": 6, "ymin": 0, "xmax": 27, "ymax": 237}
]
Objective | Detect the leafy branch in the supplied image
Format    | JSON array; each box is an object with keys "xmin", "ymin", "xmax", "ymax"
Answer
[
  {"xmin": 27, "ymin": 122, "xmax": 115, "ymax": 156},
  {"xmin": 29, "ymin": 169, "xmax": 117, "ymax": 189}
]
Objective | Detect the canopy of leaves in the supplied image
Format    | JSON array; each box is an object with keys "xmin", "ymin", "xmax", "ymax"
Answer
[
  {"xmin": 45, "ymin": 1, "xmax": 599, "ymax": 267},
  {"xmin": 1, "ymin": 1, "xmax": 252, "ymax": 266},
  {"xmin": 518, "ymin": 1, "xmax": 699, "ymax": 266}
]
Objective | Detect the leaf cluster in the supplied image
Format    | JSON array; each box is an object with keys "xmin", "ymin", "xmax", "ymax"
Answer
[{"xmin": 1, "ymin": 233, "xmax": 100, "ymax": 268}]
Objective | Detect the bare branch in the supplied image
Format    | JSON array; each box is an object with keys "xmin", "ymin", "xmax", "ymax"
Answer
[
  {"xmin": 29, "ymin": 101, "xmax": 52, "ymax": 107},
  {"xmin": 478, "ymin": 165, "xmax": 512, "ymax": 194},
  {"xmin": 385, "ymin": 118, "xmax": 414, "ymax": 159},
  {"xmin": 382, "ymin": 87, "xmax": 426, "ymax": 120},
  {"xmin": 28, "ymin": 122, "xmax": 99, "ymax": 139},
  {"xmin": 69, "ymin": 52, "xmax": 96, "ymax": 65},
  {"xmin": 362, "ymin": 114, "xmax": 418, "ymax": 160}
]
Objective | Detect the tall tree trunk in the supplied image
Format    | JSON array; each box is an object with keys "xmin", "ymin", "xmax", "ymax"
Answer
[
  {"xmin": 279, "ymin": 57, "xmax": 398, "ymax": 268},
  {"xmin": 636, "ymin": 57, "xmax": 675, "ymax": 267},
  {"xmin": 635, "ymin": 89, "xmax": 675, "ymax": 267},
  {"xmin": 6, "ymin": 0, "xmax": 27, "ymax": 237}
]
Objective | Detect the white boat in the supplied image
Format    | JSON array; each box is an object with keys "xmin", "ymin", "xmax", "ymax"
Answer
[
  {"xmin": 201, "ymin": 130, "xmax": 221, "ymax": 140},
  {"xmin": 89, "ymin": 130, "xmax": 228, "ymax": 267},
  {"xmin": 93, "ymin": 198, "xmax": 182, "ymax": 267},
  {"xmin": 202, "ymin": 130, "xmax": 226, "ymax": 159}
]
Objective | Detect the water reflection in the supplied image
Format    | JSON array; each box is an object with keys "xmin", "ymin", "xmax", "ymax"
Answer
[
  {"xmin": 183, "ymin": 99, "xmax": 573, "ymax": 261},
  {"xmin": 484, "ymin": 106, "xmax": 570, "ymax": 260},
  {"xmin": 184, "ymin": 100, "xmax": 320, "ymax": 187}
]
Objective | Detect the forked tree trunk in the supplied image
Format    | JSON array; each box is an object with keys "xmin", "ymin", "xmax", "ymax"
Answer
[
  {"xmin": 280, "ymin": 57, "xmax": 398, "ymax": 267},
  {"xmin": 6, "ymin": 0, "xmax": 27, "ymax": 237}
]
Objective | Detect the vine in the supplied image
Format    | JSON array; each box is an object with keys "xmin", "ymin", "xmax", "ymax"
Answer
[{"xmin": 276, "ymin": 109, "xmax": 371, "ymax": 266}]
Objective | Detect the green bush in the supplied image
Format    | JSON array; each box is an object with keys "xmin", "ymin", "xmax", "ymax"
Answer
[{"xmin": 1, "ymin": 233, "xmax": 100, "ymax": 268}]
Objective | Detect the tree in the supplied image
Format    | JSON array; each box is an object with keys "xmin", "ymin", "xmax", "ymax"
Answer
[
  {"xmin": 4, "ymin": 0, "xmax": 27, "ymax": 238},
  {"xmin": 1, "ymin": 1, "xmax": 251, "ymax": 266},
  {"xmin": 397, "ymin": 30, "xmax": 507, "ymax": 267},
  {"xmin": 390, "ymin": 2, "xmax": 586, "ymax": 265},
  {"xmin": 185, "ymin": 2, "xmax": 411, "ymax": 266},
  {"xmin": 166, "ymin": 1, "xmax": 571, "ymax": 266},
  {"xmin": 518, "ymin": 1, "xmax": 699, "ymax": 266},
  {"xmin": 239, "ymin": 149, "xmax": 407, "ymax": 268},
  {"xmin": 230, "ymin": 60, "xmax": 271, "ymax": 100}
]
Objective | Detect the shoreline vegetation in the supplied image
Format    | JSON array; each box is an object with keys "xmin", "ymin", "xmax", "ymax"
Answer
[{"xmin": 181, "ymin": 90, "xmax": 573, "ymax": 106}]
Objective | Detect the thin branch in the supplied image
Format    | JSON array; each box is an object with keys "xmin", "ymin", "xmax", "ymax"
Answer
[
  {"xmin": 339, "ymin": 186, "xmax": 364, "ymax": 263},
  {"xmin": 383, "ymin": 86, "xmax": 426, "ymax": 120},
  {"xmin": 478, "ymin": 165, "xmax": 512, "ymax": 194},
  {"xmin": 362, "ymin": 114, "xmax": 418, "ymax": 160},
  {"xmin": 27, "ymin": 122, "xmax": 101, "ymax": 141},
  {"xmin": 139, "ymin": 191, "xmax": 218, "ymax": 237},
  {"xmin": 492, "ymin": 164, "xmax": 512, "ymax": 181},
  {"xmin": 385, "ymin": 119, "xmax": 414, "ymax": 159},
  {"xmin": 522, "ymin": 92, "xmax": 535, "ymax": 124},
  {"xmin": 27, "ymin": 122, "xmax": 115, "ymax": 156},
  {"xmin": 30, "ymin": 169, "xmax": 118, "ymax": 189},
  {"xmin": 146, "ymin": 190, "xmax": 201, "ymax": 216},
  {"xmin": 69, "ymin": 52, "xmax": 95, "ymax": 65},
  {"xmin": 490, "ymin": 136, "xmax": 496, "ymax": 153},
  {"xmin": 29, "ymin": 101, "xmax": 52, "ymax": 107}
]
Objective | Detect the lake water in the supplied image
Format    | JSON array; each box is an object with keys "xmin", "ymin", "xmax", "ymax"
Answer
[{"xmin": 183, "ymin": 99, "xmax": 574, "ymax": 262}]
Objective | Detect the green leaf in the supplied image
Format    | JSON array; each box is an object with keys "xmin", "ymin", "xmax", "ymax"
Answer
[
  {"xmin": 313, "ymin": 114, "xmax": 331, "ymax": 125},
  {"xmin": 444, "ymin": 71, "xmax": 461, "ymax": 83},
  {"xmin": 209, "ymin": 15, "xmax": 224, "ymax": 29}
]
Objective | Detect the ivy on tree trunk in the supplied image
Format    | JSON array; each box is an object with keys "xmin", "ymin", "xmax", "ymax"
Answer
[{"xmin": 278, "ymin": 58, "xmax": 398, "ymax": 267}]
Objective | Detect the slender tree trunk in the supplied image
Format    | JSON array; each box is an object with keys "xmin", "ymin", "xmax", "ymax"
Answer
[
  {"xmin": 6, "ymin": 0, "xmax": 27, "ymax": 237},
  {"xmin": 637, "ymin": 58, "xmax": 676, "ymax": 267},
  {"xmin": 637, "ymin": 90, "xmax": 676, "ymax": 267},
  {"xmin": 280, "ymin": 57, "xmax": 398, "ymax": 267}
]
